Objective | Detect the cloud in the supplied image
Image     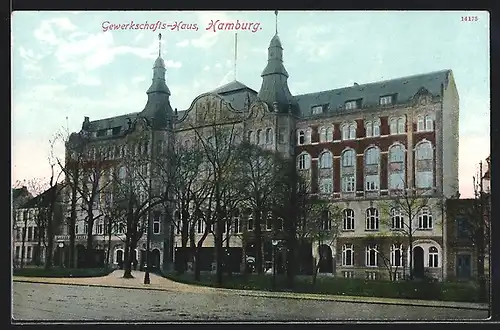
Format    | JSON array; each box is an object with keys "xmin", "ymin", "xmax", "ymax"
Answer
[
  {"xmin": 132, "ymin": 76, "xmax": 146, "ymax": 84},
  {"xmin": 176, "ymin": 39, "xmax": 189, "ymax": 47},
  {"xmin": 77, "ymin": 74, "xmax": 101, "ymax": 86},
  {"xmin": 203, "ymin": 65, "xmax": 210, "ymax": 71},
  {"xmin": 458, "ymin": 136, "xmax": 490, "ymax": 198}
]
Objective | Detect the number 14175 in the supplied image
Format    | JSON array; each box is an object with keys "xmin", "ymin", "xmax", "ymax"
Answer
[{"xmin": 462, "ymin": 16, "xmax": 479, "ymax": 22}]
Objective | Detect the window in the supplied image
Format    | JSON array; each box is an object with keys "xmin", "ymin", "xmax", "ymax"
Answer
[
  {"xmin": 345, "ymin": 100, "xmax": 357, "ymax": 110},
  {"xmin": 341, "ymin": 123, "xmax": 356, "ymax": 140},
  {"xmin": 397, "ymin": 117, "xmax": 405, "ymax": 134},
  {"xmin": 319, "ymin": 127, "xmax": 326, "ymax": 142},
  {"xmin": 390, "ymin": 118, "xmax": 397, "ymax": 135},
  {"xmin": 456, "ymin": 216, "xmax": 472, "ymax": 239},
  {"xmin": 342, "ymin": 244, "xmax": 354, "ymax": 266},
  {"xmin": 15, "ymin": 246, "xmax": 20, "ymax": 259},
  {"xmin": 278, "ymin": 128, "xmax": 285, "ymax": 143},
  {"xmin": 34, "ymin": 227, "xmax": 38, "ymax": 240},
  {"xmin": 233, "ymin": 212, "xmax": 241, "ymax": 234},
  {"xmin": 153, "ymin": 213, "xmax": 161, "ymax": 234},
  {"xmin": 389, "ymin": 144, "xmax": 405, "ymax": 190},
  {"xmin": 28, "ymin": 227, "xmax": 33, "ymax": 241},
  {"xmin": 84, "ymin": 223, "xmax": 88, "ymax": 234},
  {"xmin": 321, "ymin": 210, "xmax": 332, "ymax": 231},
  {"xmin": 366, "ymin": 245, "xmax": 378, "ymax": 267},
  {"xmin": 341, "ymin": 149, "xmax": 356, "ymax": 193},
  {"xmin": 297, "ymin": 130, "xmax": 305, "ymax": 145},
  {"xmin": 196, "ymin": 219, "xmax": 204, "ymax": 234},
  {"xmin": 297, "ymin": 153, "xmax": 311, "ymax": 170},
  {"xmin": 428, "ymin": 246, "xmax": 439, "ymax": 267},
  {"xmin": 277, "ymin": 218, "xmax": 284, "ymax": 231},
  {"xmin": 265, "ymin": 128, "xmax": 273, "ymax": 144},
  {"xmin": 380, "ymin": 95, "xmax": 393, "ymax": 105},
  {"xmin": 391, "ymin": 208, "xmax": 404, "ymax": 230},
  {"xmin": 365, "ymin": 120, "xmax": 380, "ymax": 138},
  {"xmin": 418, "ymin": 207, "xmax": 433, "ymax": 229},
  {"xmin": 425, "ymin": 116, "xmax": 433, "ymax": 131},
  {"xmin": 248, "ymin": 131, "xmax": 254, "ymax": 143},
  {"xmin": 364, "ymin": 148, "xmax": 380, "ymax": 192},
  {"xmin": 312, "ymin": 105, "xmax": 323, "ymax": 115},
  {"xmin": 343, "ymin": 209, "xmax": 355, "ymax": 230},
  {"xmin": 143, "ymin": 141, "xmax": 149, "ymax": 155},
  {"xmin": 366, "ymin": 208, "xmax": 379, "ymax": 230},
  {"xmin": 27, "ymin": 246, "xmax": 32, "ymax": 259},
  {"xmin": 97, "ymin": 222, "xmax": 104, "ymax": 235},
  {"xmin": 326, "ymin": 127, "xmax": 333, "ymax": 141},
  {"xmin": 319, "ymin": 178, "xmax": 333, "ymax": 194},
  {"xmin": 415, "ymin": 141, "xmax": 433, "ymax": 189},
  {"xmin": 390, "ymin": 244, "xmax": 403, "ymax": 267},
  {"xmin": 417, "ymin": 116, "xmax": 425, "ymax": 132},
  {"xmin": 255, "ymin": 130, "xmax": 262, "ymax": 145},
  {"xmin": 319, "ymin": 151, "xmax": 333, "ymax": 169},
  {"xmin": 266, "ymin": 212, "xmax": 273, "ymax": 230},
  {"xmin": 247, "ymin": 212, "xmax": 254, "ymax": 231}
]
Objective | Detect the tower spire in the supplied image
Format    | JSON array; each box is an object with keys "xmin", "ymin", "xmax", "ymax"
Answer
[
  {"xmin": 158, "ymin": 33, "xmax": 162, "ymax": 57},
  {"xmin": 275, "ymin": 10, "xmax": 278, "ymax": 35}
]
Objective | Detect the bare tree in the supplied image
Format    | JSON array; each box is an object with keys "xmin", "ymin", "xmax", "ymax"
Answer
[
  {"xmin": 378, "ymin": 182, "xmax": 441, "ymax": 280},
  {"xmin": 23, "ymin": 178, "xmax": 49, "ymax": 266}
]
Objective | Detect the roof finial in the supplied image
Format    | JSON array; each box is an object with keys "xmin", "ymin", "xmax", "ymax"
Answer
[
  {"xmin": 158, "ymin": 33, "xmax": 162, "ymax": 57},
  {"xmin": 275, "ymin": 10, "xmax": 278, "ymax": 35}
]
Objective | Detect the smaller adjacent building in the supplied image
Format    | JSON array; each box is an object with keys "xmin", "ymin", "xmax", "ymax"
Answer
[{"xmin": 12, "ymin": 185, "xmax": 64, "ymax": 267}]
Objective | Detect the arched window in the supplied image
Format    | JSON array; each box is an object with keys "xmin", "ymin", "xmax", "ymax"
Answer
[
  {"xmin": 248, "ymin": 131, "xmax": 254, "ymax": 143},
  {"xmin": 365, "ymin": 208, "xmax": 379, "ymax": 230},
  {"xmin": 415, "ymin": 141, "xmax": 433, "ymax": 189},
  {"xmin": 298, "ymin": 130, "xmax": 305, "ymax": 145},
  {"xmin": 428, "ymin": 246, "xmax": 439, "ymax": 267},
  {"xmin": 389, "ymin": 144, "xmax": 405, "ymax": 190},
  {"xmin": 342, "ymin": 244, "xmax": 354, "ymax": 266},
  {"xmin": 343, "ymin": 209, "xmax": 355, "ymax": 231},
  {"xmin": 341, "ymin": 125, "xmax": 349, "ymax": 140},
  {"xmin": 348, "ymin": 124, "xmax": 356, "ymax": 140},
  {"xmin": 364, "ymin": 147, "xmax": 380, "ymax": 192},
  {"xmin": 417, "ymin": 116, "xmax": 425, "ymax": 132},
  {"xmin": 397, "ymin": 117, "xmax": 405, "ymax": 134},
  {"xmin": 341, "ymin": 149, "xmax": 356, "ymax": 193},
  {"xmin": 366, "ymin": 244, "xmax": 378, "ymax": 267},
  {"xmin": 373, "ymin": 120, "xmax": 380, "ymax": 137},
  {"xmin": 297, "ymin": 153, "xmax": 311, "ymax": 170},
  {"xmin": 391, "ymin": 208, "xmax": 404, "ymax": 230},
  {"xmin": 418, "ymin": 207, "xmax": 433, "ymax": 229},
  {"xmin": 265, "ymin": 128, "xmax": 273, "ymax": 144},
  {"xmin": 390, "ymin": 118, "xmax": 398, "ymax": 135},
  {"xmin": 390, "ymin": 244, "xmax": 403, "ymax": 267},
  {"xmin": 247, "ymin": 210, "xmax": 254, "ymax": 231},
  {"xmin": 319, "ymin": 127, "xmax": 326, "ymax": 142},
  {"xmin": 425, "ymin": 116, "xmax": 433, "ymax": 131},
  {"xmin": 233, "ymin": 210, "xmax": 241, "ymax": 234},
  {"xmin": 319, "ymin": 151, "xmax": 333, "ymax": 169},
  {"xmin": 365, "ymin": 120, "xmax": 373, "ymax": 137},
  {"xmin": 305, "ymin": 128, "xmax": 312, "ymax": 144},
  {"xmin": 326, "ymin": 127, "xmax": 334, "ymax": 141},
  {"xmin": 256, "ymin": 130, "xmax": 262, "ymax": 145}
]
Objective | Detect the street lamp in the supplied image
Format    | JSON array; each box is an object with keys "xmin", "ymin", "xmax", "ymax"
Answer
[
  {"xmin": 272, "ymin": 240, "xmax": 279, "ymax": 290},
  {"xmin": 58, "ymin": 242, "xmax": 65, "ymax": 268}
]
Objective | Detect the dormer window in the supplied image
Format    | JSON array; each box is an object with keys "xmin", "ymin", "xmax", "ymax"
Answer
[
  {"xmin": 107, "ymin": 129, "xmax": 113, "ymax": 136},
  {"xmin": 97, "ymin": 129, "xmax": 107, "ymax": 137},
  {"xmin": 380, "ymin": 95, "xmax": 394, "ymax": 106},
  {"xmin": 345, "ymin": 100, "xmax": 358, "ymax": 110},
  {"xmin": 112, "ymin": 127, "xmax": 121, "ymax": 135},
  {"xmin": 312, "ymin": 105, "xmax": 323, "ymax": 115}
]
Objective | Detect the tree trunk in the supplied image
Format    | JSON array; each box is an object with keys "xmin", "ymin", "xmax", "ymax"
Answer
[
  {"xmin": 194, "ymin": 247, "xmax": 201, "ymax": 281},
  {"xmin": 254, "ymin": 211, "xmax": 263, "ymax": 274},
  {"xmin": 85, "ymin": 206, "xmax": 95, "ymax": 268},
  {"xmin": 312, "ymin": 258, "xmax": 320, "ymax": 286},
  {"xmin": 21, "ymin": 220, "xmax": 27, "ymax": 268},
  {"xmin": 44, "ymin": 201, "xmax": 55, "ymax": 271},
  {"xmin": 180, "ymin": 207, "xmax": 190, "ymax": 274},
  {"xmin": 68, "ymin": 179, "xmax": 78, "ymax": 269},
  {"xmin": 476, "ymin": 222, "xmax": 486, "ymax": 301},
  {"xmin": 123, "ymin": 233, "xmax": 133, "ymax": 278},
  {"xmin": 409, "ymin": 233, "xmax": 413, "ymax": 280},
  {"xmin": 226, "ymin": 231, "xmax": 232, "ymax": 278},
  {"xmin": 106, "ymin": 220, "xmax": 112, "ymax": 267}
]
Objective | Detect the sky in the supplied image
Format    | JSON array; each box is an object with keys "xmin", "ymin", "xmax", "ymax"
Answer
[{"xmin": 12, "ymin": 11, "xmax": 490, "ymax": 197}]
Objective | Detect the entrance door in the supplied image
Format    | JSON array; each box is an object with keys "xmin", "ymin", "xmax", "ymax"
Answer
[
  {"xmin": 413, "ymin": 246, "xmax": 425, "ymax": 278},
  {"xmin": 151, "ymin": 249, "xmax": 161, "ymax": 270},
  {"xmin": 116, "ymin": 250, "xmax": 124, "ymax": 269},
  {"xmin": 456, "ymin": 254, "xmax": 472, "ymax": 279},
  {"xmin": 318, "ymin": 245, "xmax": 333, "ymax": 273}
]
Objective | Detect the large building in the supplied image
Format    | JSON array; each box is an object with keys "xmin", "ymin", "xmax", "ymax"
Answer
[{"xmin": 54, "ymin": 22, "xmax": 459, "ymax": 279}]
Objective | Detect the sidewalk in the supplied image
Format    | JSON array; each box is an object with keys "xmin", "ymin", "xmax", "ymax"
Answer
[{"xmin": 13, "ymin": 270, "xmax": 488, "ymax": 311}]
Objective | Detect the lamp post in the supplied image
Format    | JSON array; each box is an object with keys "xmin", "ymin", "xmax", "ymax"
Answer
[
  {"xmin": 58, "ymin": 242, "xmax": 65, "ymax": 268},
  {"xmin": 272, "ymin": 239, "xmax": 279, "ymax": 290},
  {"xmin": 144, "ymin": 119, "xmax": 155, "ymax": 285}
]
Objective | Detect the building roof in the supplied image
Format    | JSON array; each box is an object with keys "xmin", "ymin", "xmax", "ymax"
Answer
[
  {"xmin": 13, "ymin": 187, "xmax": 31, "ymax": 201},
  {"xmin": 295, "ymin": 69, "xmax": 452, "ymax": 117},
  {"xmin": 87, "ymin": 112, "xmax": 140, "ymax": 132},
  {"xmin": 211, "ymin": 80, "xmax": 258, "ymax": 110},
  {"xmin": 20, "ymin": 184, "xmax": 63, "ymax": 209}
]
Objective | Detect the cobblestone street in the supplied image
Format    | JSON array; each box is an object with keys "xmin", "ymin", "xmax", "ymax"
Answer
[{"xmin": 13, "ymin": 281, "xmax": 489, "ymax": 321}]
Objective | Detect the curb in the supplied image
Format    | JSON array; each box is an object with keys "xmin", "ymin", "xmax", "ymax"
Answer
[{"xmin": 13, "ymin": 279, "xmax": 489, "ymax": 312}]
